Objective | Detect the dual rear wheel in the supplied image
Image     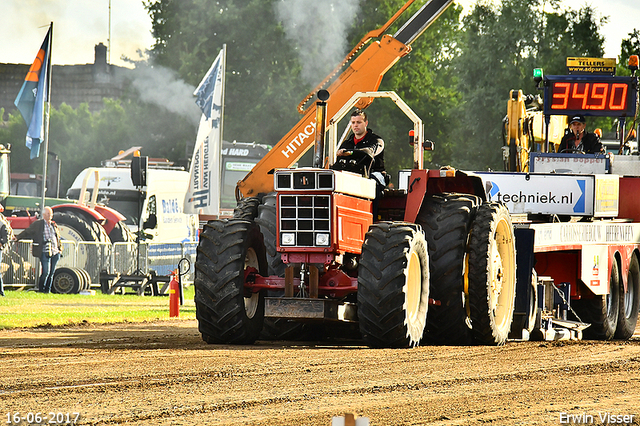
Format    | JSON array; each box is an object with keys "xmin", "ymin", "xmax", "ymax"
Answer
[{"xmin": 358, "ymin": 200, "xmax": 517, "ymax": 348}]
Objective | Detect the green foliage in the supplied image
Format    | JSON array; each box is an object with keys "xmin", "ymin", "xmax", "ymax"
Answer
[
  {"xmin": 144, "ymin": 0, "xmax": 308, "ymax": 146},
  {"xmin": 372, "ymin": 3, "xmax": 465, "ymax": 177},
  {"xmin": 617, "ymin": 29, "xmax": 640, "ymax": 76},
  {"xmin": 452, "ymin": 0, "xmax": 607, "ymax": 170}
]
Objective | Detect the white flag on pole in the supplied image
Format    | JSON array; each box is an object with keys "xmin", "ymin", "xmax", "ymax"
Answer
[{"xmin": 184, "ymin": 48, "xmax": 225, "ymax": 215}]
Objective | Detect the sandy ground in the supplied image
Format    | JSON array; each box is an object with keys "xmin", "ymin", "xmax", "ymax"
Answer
[{"xmin": 0, "ymin": 319, "xmax": 639, "ymax": 426}]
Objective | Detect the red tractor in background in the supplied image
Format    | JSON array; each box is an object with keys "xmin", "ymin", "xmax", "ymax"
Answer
[{"xmin": 0, "ymin": 143, "xmax": 130, "ymax": 245}]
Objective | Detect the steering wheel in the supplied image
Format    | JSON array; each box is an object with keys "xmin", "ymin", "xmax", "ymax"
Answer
[{"xmin": 332, "ymin": 150, "xmax": 374, "ymax": 177}]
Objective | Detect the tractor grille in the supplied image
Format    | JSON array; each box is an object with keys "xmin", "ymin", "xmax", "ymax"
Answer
[{"xmin": 279, "ymin": 195, "xmax": 331, "ymax": 247}]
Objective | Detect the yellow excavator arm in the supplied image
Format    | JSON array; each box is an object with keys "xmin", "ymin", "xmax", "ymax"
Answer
[
  {"xmin": 237, "ymin": 0, "xmax": 453, "ymax": 198},
  {"xmin": 504, "ymin": 90, "xmax": 567, "ymax": 172}
]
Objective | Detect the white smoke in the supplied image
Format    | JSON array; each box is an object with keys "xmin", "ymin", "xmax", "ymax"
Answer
[
  {"xmin": 129, "ymin": 61, "xmax": 201, "ymax": 126},
  {"xmin": 274, "ymin": 0, "xmax": 360, "ymax": 86}
]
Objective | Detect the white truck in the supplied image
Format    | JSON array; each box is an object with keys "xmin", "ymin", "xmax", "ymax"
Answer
[{"xmin": 67, "ymin": 163, "xmax": 199, "ymax": 244}]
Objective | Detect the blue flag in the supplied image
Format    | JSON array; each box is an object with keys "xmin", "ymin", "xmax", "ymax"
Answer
[
  {"xmin": 14, "ymin": 25, "xmax": 52, "ymax": 159},
  {"xmin": 193, "ymin": 50, "xmax": 224, "ymax": 121}
]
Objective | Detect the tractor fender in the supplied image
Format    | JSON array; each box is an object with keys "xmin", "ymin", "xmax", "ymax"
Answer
[
  {"xmin": 404, "ymin": 169, "xmax": 487, "ymax": 223},
  {"xmin": 52, "ymin": 204, "xmax": 105, "ymax": 224},
  {"xmin": 93, "ymin": 205, "xmax": 126, "ymax": 235}
]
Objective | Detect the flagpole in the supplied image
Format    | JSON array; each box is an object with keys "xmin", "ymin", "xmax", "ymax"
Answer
[
  {"xmin": 40, "ymin": 22, "xmax": 53, "ymax": 215},
  {"xmin": 220, "ymin": 44, "xmax": 226, "ymax": 187}
]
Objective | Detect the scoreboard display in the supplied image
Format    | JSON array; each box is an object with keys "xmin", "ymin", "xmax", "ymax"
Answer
[{"xmin": 543, "ymin": 75, "xmax": 637, "ymax": 117}]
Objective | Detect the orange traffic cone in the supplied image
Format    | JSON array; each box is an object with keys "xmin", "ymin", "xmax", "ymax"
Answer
[{"xmin": 169, "ymin": 270, "xmax": 180, "ymax": 318}]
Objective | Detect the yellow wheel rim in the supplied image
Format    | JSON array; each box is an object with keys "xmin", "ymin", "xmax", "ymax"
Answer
[
  {"xmin": 491, "ymin": 217, "xmax": 515, "ymax": 329},
  {"xmin": 406, "ymin": 250, "xmax": 422, "ymax": 322}
]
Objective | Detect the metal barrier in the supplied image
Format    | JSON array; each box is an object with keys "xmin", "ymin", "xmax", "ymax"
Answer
[
  {"xmin": 147, "ymin": 243, "xmax": 196, "ymax": 282},
  {"xmin": 2, "ymin": 240, "xmax": 77, "ymax": 288},
  {"xmin": 3, "ymin": 240, "xmax": 196, "ymax": 287},
  {"xmin": 59, "ymin": 240, "xmax": 78, "ymax": 268},
  {"xmin": 2, "ymin": 241, "xmax": 38, "ymax": 287},
  {"xmin": 76, "ymin": 242, "xmax": 112, "ymax": 284},
  {"xmin": 111, "ymin": 242, "xmax": 139, "ymax": 275},
  {"xmin": 181, "ymin": 243, "xmax": 197, "ymax": 283}
]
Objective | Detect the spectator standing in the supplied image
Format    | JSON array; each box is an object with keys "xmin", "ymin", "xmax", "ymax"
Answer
[
  {"xmin": 31, "ymin": 207, "xmax": 62, "ymax": 293},
  {"xmin": 0, "ymin": 205, "xmax": 15, "ymax": 296}
]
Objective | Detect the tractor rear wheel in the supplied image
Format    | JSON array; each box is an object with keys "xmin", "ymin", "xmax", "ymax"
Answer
[
  {"xmin": 615, "ymin": 254, "xmax": 640, "ymax": 339},
  {"xmin": 194, "ymin": 219, "xmax": 267, "ymax": 344},
  {"xmin": 233, "ymin": 197, "xmax": 261, "ymax": 220},
  {"xmin": 108, "ymin": 221, "xmax": 134, "ymax": 243},
  {"xmin": 255, "ymin": 194, "xmax": 285, "ymax": 276},
  {"xmin": 54, "ymin": 212, "xmax": 101, "ymax": 242},
  {"xmin": 467, "ymin": 203, "xmax": 517, "ymax": 345},
  {"xmin": 416, "ymin": 194, "xmax": 480, "ymax": 345},
  {"xmin": 358, "ymin": 222, "xmax": 430, "ymax": 348}
]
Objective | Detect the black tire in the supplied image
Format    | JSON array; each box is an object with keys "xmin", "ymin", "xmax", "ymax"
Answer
[
  {"xmin": 92, "ymin": 217, "xmax": 111, "ymax": 243},
  {"xmin": 69, "ymin": 267, "xmax": 86, "ymax": 292},
  {"xmin": 358, "ymin": 222, "xmax": 430, "ymax": 348},
  {"xmin": 255, "ymin": 193, "xmax": 285, "ymax": 277},
  {"xmin": 76, "ymin": 267, "xmax": 91, "ymax": 291},
  {"xmin": 574, "ymin": 258, "xmax": 620, "ymax": 340},
  {"xmin": 108, "ymin": 221, "xmax": 134, "ymax": 243},
  {"xmin": 510, "ymin": 269, "xmax": 538, "ymax": 337},
  {"xmin": 416, "ymin": 193, "xmax": 480, "ymax": 345},
  {"xmin": 54, "ymin": 211, "xmax": 101, "ymax": 242},
  {"xmin": 233, "ymin": 197, "xmax": 261, "ymax": 220},
  {"xmin": 615, "ymin": 254, "xmax": 640, "ymax": 339},
  {"xmin": 52, "ymin": 267, "xmax": 82, "ymax": 294},
  {"xmin": 194, "ymin": 219, "xmax": 267, "ymax": 344},
  {"xmin": 467, "ymin": 203, "xmax": 517, "ymax": 345}
]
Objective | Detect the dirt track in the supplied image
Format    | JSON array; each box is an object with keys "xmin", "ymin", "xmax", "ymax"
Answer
[{"xmin": 1, "ymin": 320, "xmax": 639, "ymax": 426}]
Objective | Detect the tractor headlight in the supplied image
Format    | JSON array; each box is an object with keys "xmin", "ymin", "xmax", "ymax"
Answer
[
  {"xmin": 315, "ymin": 233, "xmax": 330, "ymax": 246},
  {"xmin": 281, "ymin": 233, "xmax": 295, "ymax": 246}
]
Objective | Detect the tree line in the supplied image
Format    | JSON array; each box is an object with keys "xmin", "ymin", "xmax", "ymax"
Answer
[{"xmin": 2, "ymin": 0, "xmax": 639, "ymax": 194}]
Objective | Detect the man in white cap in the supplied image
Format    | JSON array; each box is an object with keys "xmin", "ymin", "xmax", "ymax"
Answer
[{"xmin": 558, "ymin": 114, "xmax": 604, "ymax": 154}]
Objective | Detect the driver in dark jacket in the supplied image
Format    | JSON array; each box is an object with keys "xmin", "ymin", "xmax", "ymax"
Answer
[
  {"xmin": 336, "ymin": 110, "xmax": 387, "ymax": 219},
  {"xmin": 336, "ymin": 110, "xmax": 385, "ymax": 180},
  {"xmin": 558, "ymin": 114, "xmax": 604, "ymax": 154}
]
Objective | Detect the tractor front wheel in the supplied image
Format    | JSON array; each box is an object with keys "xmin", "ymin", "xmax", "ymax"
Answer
[
  {"xmin": 358, "ymin": 222, "xmax": 430, "ymax": 348},
  {"xmin": 194, "ymin": 219, "xmax": 267, "ymax": 344}
]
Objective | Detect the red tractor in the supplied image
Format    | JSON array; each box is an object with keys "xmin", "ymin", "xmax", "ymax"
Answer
[{"xmin": 194, "ymin": 91, "xmax": 518, "ymax": 348}]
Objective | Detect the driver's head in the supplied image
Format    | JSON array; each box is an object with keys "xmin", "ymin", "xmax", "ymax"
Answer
[
  {"xmin": 569, "ymin": 114, "xmax": 586, "ymax": 135},
  {"xmin": 350, "ymin": 110, "xmax": 368, "ymax": 139}
]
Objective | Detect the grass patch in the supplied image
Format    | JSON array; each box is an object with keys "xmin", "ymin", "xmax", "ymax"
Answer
[{"xmin": 0, "ymin": 286, "xmax": 196, "ymax": 329}]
